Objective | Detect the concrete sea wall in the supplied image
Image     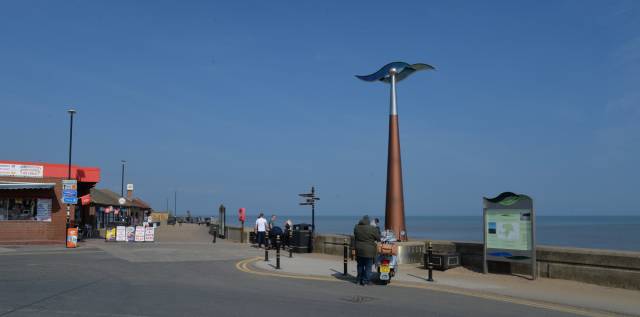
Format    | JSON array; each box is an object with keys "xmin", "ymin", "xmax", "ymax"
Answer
[{"xmin": 223, "ymin": 226, "xmax": 640, "ymax": 290}]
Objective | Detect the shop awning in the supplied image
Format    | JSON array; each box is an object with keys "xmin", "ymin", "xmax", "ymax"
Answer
[{"xmin": 0, "ymin": 182, "xmax": 55, "ymax": 190}]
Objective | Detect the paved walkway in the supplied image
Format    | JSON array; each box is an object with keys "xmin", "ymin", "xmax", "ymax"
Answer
[{"xmin": 250, "ymin": 250, "xmax": 640, "ymax": 316}]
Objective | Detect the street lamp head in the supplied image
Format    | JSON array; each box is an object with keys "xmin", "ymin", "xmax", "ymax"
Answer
[
  {"xmin": 356, "ymin": 61, "xmax": 435, "ymax": 83},
  {"xmin": 67, "ymin": 109, "xmax": 76, "ymax": 115}
]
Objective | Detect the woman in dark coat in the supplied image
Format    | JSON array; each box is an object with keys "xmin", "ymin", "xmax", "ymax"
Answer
[{"xmin": 354, "ymin": 215, "xmax": 380, "ymax": 285}]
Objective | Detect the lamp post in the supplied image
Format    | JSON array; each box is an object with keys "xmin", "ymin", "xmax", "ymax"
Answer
[
  {"xmin": 356, "ymin": 62, "xmax": 434, "ymax": 241},
  {"xmin": 65, "ymin": 109, "xmax": 76, "ymax": 246},
  {"xmin": 120, "ymin": 160, "xmax": 126, "ymax": 197}
]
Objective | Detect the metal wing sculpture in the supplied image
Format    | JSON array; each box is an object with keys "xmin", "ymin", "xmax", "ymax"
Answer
[{"xmin": 356, "ymin": 61, "xmax": 435, "ymax": 83}]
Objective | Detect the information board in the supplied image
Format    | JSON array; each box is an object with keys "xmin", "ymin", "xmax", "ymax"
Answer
[
  {"xmin": 483, "ymin": 192, "xmax": 536, "ymax": 279},
  {"xmin": 144, "ymin": 227, "xmax": 155, "ymax": 242},
  {"xmin": 36, "ymin": 199, "xmax": 52, "ymax": 222},
  {"xmin": 105, "ymin": 227, "xmax": 116, "ymax": 241},
  {"xmin": 126, "ymin": 226, "xmax": 135, "ymax": 242},
  {"xmin": 135, "ymin": 226, "xmax": 145, "ymax": 242},
  {"xmin": 486, "ymin": 209, "xmax": 532, "ymax": 251},
  {"xmin": 116, "ymin": 226, "xmax": 126, "ymax": 242}
]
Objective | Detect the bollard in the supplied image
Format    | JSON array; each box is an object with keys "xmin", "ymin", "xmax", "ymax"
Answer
[
  {"xmin": 289, "ymin": 229, "xmax": 293, "ymax": 258},
  {"xmin": 343, "ymin": 238, "xmax": 348, "ymax": 276},
  {"xmin": 212, "ymin": 231, "xmax": 217, "ymax": 243},
  {"xmin": 276, "ymin": 235, "xmax": 281, "ymax": 270},
  {"xmin": 427, "ymin": 241, "xmax": 434, "ymax": 282},
  {"xmin": 265, "ymin": 244, "xmax": 269, "ymax": 262}
]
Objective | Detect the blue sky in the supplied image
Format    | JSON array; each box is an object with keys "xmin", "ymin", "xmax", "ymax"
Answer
[{"xmin": 1, "ymin": 1, "xmax": 638, "ymax": 216}]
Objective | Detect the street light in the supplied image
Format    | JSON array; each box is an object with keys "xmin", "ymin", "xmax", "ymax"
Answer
[
  {"xmin": 120, "ymin": 160, "xmax": 126, "ymax": 197},
  {"xmin": 356, "ymin": 62, "xmax": 434, "ymax": 241},
  {"xmin": 65, "ymin": 108, "xmax": 76, "ymax": 246}
]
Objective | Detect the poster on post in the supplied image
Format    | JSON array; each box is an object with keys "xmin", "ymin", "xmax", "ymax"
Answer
[
  {"xmin": 483, "ymin": 192, "xmax": 536, "ymax": 279},
  {"xmin": 144, "ymin": 227, "xmax": 155, "ymax": 242},
  {"xmin": 116, "ymin": 226, "xmax": 126, "ymax": 242},
  {"xmin": 126, "ymin": 226, "xmax": 135, "ymax": 242},
  {"xmin": 135, "ymin": 226, "xmax": 145, "ymax": 242},
  {"xmin": 36, "ymin": 199, "xmax": 52, "ymax": 222}
]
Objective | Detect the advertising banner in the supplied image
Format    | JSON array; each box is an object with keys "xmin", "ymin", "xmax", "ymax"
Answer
[
  {"xmin": 0, "ymin": 163, "xmax": 44, "ymax": 178},
  {"xmin": 126, "ymin": 226, "xmax": 135, "ymax": 242},
  {"xmin": 144, "ymin": 227, "xmax": 155, "ymax": 242},
  {"xmin": 36, "ymin": 198, "xmax": 52, "ymax": 222},
  {"xmin": 105, "ymin": 227, "xmax": 116, "ymax": 241},
  {"xmin": 116, "ymin": 226, "xmax": 126, "ymax": 242},
  {"xmin": 66, "ymin": 228, "xmax": 78, "ymax": 248},
  {"xmin": 135, "ymin": 226, "xmax": 145, "ymax": 242}
]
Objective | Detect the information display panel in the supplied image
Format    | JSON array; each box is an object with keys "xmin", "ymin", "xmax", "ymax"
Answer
[{"xmin": 483, "ymin": 192, "xmax": 536, "ymax": 279}]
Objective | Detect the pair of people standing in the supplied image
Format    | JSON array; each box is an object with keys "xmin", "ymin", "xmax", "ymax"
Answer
[
  {"xmin": 255, "ymin": 213, "xmax": 279, "ymax": 248},
  {"xmin": 353, "ymin": 215, "xmax": 381, "ymax": 286}
]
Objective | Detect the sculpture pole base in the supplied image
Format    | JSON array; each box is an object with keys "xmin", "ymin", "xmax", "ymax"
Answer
[{"xmin": 385, "ymin": 114, "xmax": 407, "ymax": 241}]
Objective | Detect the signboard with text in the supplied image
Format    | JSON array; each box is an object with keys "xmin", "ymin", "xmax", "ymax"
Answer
[
  {"xmin": 116, "ymin": 226, "xmax": 126, "ymax": 242},
  {"xmin": 62, "ymin": 180, "xmax": 78, "ymax": 204},
  {"xmin": 483, "ymin": 192, "xmax": 536, "ymax": 279},
  {"xmin": 135, "ymin": 226, "xmax": 145, "ymax": 242},
  {"xmin": 0, "ymin": 163, "xmax": 44, "ymax": 178},
  {"xmin": 36, "ymin": 198, "xmax": 52, "ymax": 222}
]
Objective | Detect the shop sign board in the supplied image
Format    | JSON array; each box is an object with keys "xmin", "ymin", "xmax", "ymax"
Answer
[
  {"xmin": 135, "ymin": 226, "xmax": 145, "ymax": 242},
  {"xmin": 126, "ymin": 226, "xmax": 135, "ymax": 242},
  {"xmin": 105, "ymin": 227, "xmax": 116, "ymax": 241},
  {"xmin": 144, "ymin": 227, "xmax": 155, "ymax": 242},
  {"xmin": 115, "ymin": 226, "xmax": 126, "ymax": 242},
  {"xmin": 0, "ymin": 163, "xmax": 44, "ymax": 178},
  {"xmin": 66, "ymin": 228, "xmax": 78, "ymax": 248},
  {"xmin": 62, "ymin": 180, "xmax": 78, "ymax": 204},
  {"xmin": 36, "ymin": 198, "xmax": 52, "ymax": 222},
  {"xmin": 483, "ymin": 192, "xmax": 536, "ymax": 279}
]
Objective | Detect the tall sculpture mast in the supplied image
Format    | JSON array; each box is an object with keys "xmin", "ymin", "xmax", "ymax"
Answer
[{"xmin": 357, "ymin": 62, "xmax": 434, "ymax": 241}]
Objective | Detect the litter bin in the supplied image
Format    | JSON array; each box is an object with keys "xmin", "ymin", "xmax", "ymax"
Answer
[{"xmin": 292, "ymin": 223, "xmax": 312, "ymax": 253}]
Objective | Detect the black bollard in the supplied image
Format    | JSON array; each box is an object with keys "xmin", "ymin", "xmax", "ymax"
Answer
[
  {"xmin": 343, "ymin": 238, "xmax": 348, "ymax": 276},
  {"xmin": 276, "ymin": 235, "xmax": 281, "ymax": 270},
  {"xmin": 427, "ymin": 241, "xmax": 434, "ymax": 282},
  {"xmin": 289, "ymin": 229, "xmax": 293, "ymax": 258},
  {"xmin": 212, "ymin": 231, "xmax": 217, "ymax": 243},
  {"xmin": 265, "ymin": 244, "xmax": 269, "ymax": 262}
]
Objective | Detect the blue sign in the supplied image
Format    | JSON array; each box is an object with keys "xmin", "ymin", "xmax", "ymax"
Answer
[{"xmin": 62, "ymin": 180, "xmax": 77, "ymax": 204}]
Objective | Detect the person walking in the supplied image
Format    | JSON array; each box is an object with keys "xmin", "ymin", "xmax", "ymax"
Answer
[
  {"xmin": 255, "ymin": 213, "xmax": 268, "ymax": 248},
  {"xmin": 354, "ymin": 215, "xmax": 380, "ymax": 286}
]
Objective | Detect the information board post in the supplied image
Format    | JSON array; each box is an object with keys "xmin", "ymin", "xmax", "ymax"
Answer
[{"xmin": 483, "ymin": 192, "xmax": 536, "ymax": 280}]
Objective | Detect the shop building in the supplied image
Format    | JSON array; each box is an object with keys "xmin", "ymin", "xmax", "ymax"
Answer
[
  {"xmin": 85, "ymin": 187, "xmax": 152, "ymax": 235},
  {"xmin": 0, "ymin": 161, "xmax": 100, "ymax": 244}
]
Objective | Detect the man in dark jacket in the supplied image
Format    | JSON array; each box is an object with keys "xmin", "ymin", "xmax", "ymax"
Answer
[{"xmin": 354, "ymin": 215, "xmax": 380, "ymax": 285}]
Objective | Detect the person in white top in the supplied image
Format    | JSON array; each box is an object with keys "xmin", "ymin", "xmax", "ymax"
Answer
[{"xmin": 255, "ymin": 213, "xmax": 268, "ymax": 248}]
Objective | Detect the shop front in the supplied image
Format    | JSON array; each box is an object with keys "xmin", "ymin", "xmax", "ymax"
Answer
[{"xmin": 0, "ymin": 161, "xmax": 100, "ymax": 244}]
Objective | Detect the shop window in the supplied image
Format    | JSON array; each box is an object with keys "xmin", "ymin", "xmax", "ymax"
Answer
[{"xmin": 0, "ymin": 198, "xmax": 44, "ymax": 221}]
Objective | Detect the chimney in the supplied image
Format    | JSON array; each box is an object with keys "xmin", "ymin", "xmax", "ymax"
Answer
[{"xmin": 126, "ymin": 183, "xmax": 134, "ymax": 199}]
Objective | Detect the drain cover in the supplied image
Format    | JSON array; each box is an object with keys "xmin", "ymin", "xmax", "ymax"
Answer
[{"xmin": 340, "ymin": 295, "xmax": 377, "ymax": 303}]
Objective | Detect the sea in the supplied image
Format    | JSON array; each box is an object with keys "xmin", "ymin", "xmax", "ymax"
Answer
[{"xmin": 228, "ymin": 215, "xmax": 640, "ymax": 252}]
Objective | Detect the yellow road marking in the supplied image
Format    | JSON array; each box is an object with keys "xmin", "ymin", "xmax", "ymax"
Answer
[{"xmin": 235, "ymin": 257, "xmax": 627, "ymax": 317}]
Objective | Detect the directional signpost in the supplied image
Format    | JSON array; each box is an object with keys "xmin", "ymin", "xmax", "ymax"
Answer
[
  {"xmin": 62, "ymin": 179, "xmax": 78, "ymax": 204},
  {"xmin": 299, "ymin": 186, "xmax": 319, "ymax": 252}
]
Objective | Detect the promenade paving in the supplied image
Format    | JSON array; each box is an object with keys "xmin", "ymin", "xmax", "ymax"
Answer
[{"xmin": 251, "ymin": 247, "xmax": 640, "ymax": 316}]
